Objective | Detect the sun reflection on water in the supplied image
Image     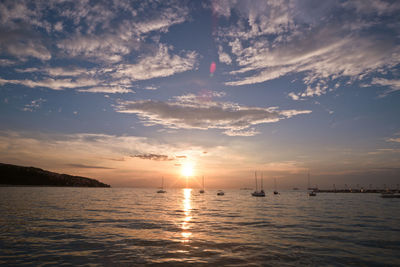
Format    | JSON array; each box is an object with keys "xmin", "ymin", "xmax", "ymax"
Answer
[{"xmin": 181, "ymin": 188, "xmax": 192, "ymax": 242}]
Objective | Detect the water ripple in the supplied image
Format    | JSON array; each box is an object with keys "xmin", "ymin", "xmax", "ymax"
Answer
[{"xmin": 1, "ymin": 188, "xmax": 400, "ymax": 266}]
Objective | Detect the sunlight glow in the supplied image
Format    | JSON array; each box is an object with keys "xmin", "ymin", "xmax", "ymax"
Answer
[
  {"xmin": 181, "ymin": 188, "xmax": 192, "ymax": 242},
  {"xmin": 181, "ymin": 162, "xmax": 194, "ymax": 177}
]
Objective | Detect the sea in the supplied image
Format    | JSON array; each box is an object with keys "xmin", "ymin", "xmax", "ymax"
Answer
[{"xmin": 0, "ymin": 187, "xmax": 399, "ymax": 266}]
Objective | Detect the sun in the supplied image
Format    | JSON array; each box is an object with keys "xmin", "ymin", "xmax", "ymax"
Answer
[{"xmin": 181, "ymin": 162, "xmax": 194, "ymax": 177}]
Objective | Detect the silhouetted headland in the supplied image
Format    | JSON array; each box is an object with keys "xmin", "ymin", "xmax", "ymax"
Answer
[{"xmin": 0, "ymin": 163, "xmax": 110, "ymax": 187}]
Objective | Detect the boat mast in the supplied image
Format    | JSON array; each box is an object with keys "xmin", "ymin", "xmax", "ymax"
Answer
[
  {"xmin": 255, "ymin": 171, "xmax": 258, "ymax": 191},
  {"xmin": 261, "ymin": 172, "xmax": 264, "ymax": 190}
]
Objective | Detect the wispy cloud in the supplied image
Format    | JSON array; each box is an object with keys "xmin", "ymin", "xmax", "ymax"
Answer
[
  {"xmin": 0, "ymin": 77, "xmax": 99, "ymax": 90},
  {"xmin": 226, "ymin": 33, "xmax": 400, "ymax": 89},
  {"xmin": 212, "ymin": 0, "xmax": 400, "ymax": 99},
  {"xmin": 386, "ymin": 132, "xmax": 400, "ymax": 143},
  {"xmin": 16, "ymin": 66, "xmax": 90, "ymax": 77},
  {"xmin": 23, "ymin": 98, "xmax": 46, "ymax": 112},
  {"xmin": 77, "ymin": 86, "xmax": 133, "ymax": 94},
  {"xmin": 66, "ymin": 163, "xmax": 114, "ymax": 169},
  {"xmin": 371, "ymin": 78, "xmax": 400, "ymax": 97},
  {"xmin": 131, "ymin": 154, "xmax": 174, "ymax": 161},
  {"xmin": 116, "ymin": 92, "xmax": 311, "ymax": 136},
  {"xmin": 113, "ymin": 44, "xmax": 198, "ymax": 81},
  {"xmin": 0, "ymin": 29, "xmax": 51, "ymax": 61}
]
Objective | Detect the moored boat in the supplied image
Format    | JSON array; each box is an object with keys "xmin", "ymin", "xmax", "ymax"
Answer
[
  {"xmin": 157, "ymin": 177, "xmax": 166, "ymax": 193},
  {"xmin": 252, "ymin": 171, "xmax": 265, "ymax": 197}
]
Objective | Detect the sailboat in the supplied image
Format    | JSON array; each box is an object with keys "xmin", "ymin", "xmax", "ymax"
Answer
[
  {"xmin": 199, "ymin": 176, "xmax": 205, "ymax": 193},
  {"xmin": 252, "ymin": 171, "xmax": 265, "ymax": 197},
  {"xmin": 307, "ymin": 171, "xmax": 318, "ymax": 191},
  {"xmin": 157, "ymin": 176, "xmax": 166, "ymax": 193},
  {"xmin": 307, "ymin": 171, "xmax": 317, "ymax": 196},
  {"xmin": 273, "ymin": 178, "xmax": 279, "ymax": 195}
]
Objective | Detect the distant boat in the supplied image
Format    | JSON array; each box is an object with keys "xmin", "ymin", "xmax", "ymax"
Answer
[
  {"xmin": 157, "ymin": 177, "xmax": 166, "ymax": 193},
  {"xmin": 199, "ymin": 176, "xmax": 205, "ymax": 193},
  {"xmin": 292, "ymin": 187, "xmax": 299, "ymax": 190},
  {"xmin": 252, "ymin": 171, "xmax": 265, "ymax": 197},
  {"xmin": 217, "ymin": 190, "xmax": 225, "ymax": 196},
  {"xmin": 309, "ymin": 191, "xmax": 316, "ymax": 196},
  {"xmin": 273, "ymin": 178, "xmax": 279, "ymax": 195}
]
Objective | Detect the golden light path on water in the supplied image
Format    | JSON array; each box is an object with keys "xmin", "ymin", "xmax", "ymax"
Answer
[{"xmin": 181, "ymin": 188, "xmax": 192, "ymax": 243}]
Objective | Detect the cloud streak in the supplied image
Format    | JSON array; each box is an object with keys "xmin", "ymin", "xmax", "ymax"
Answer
[
  {"xmin": 116, "ymin": 93, "xmax": 311, "ymax": 136},
  {"xmin": 114, "ymin": 44, "xmax": 197, "ymax": 81},
  {"xmin": 66, "ymin": 163, "xmax": 114, "ymax": 169},
  {"xmin": 131, "ymin": 154, "xmax": 174, "ymax": 161},
  {"xmin": 371, "ymin": 78, "xmax": 400, "ymax": 97}
]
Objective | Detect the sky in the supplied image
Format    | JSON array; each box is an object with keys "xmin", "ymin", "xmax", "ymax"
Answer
[{"xmin": 0, "ymin": 0, "xmax": 400, "ymax": 189}]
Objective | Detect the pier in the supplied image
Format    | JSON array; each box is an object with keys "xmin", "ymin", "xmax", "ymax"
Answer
[{"xmin": 314, "ymin": 189, "xmax": 399, "ymax": 193}]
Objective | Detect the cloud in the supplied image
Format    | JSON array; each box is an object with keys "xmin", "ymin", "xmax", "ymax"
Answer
[
  {"xmin": 343, "ymin": 0, "xmax": 400, "ymax": 15},
  {"xmin": 57, "ymin": 33, "xmax": 132, "ymax": 63},
  {"xmin": 0, "ymin": 0, "xmax": 191, "ymax": 68},
  {"xmin": 66, "ymin": 163, "xmax": 114, "ymax": 169},
  {"xmin": 113, "ymin": 44, "xmax": 198, "ymax": 81},
  {"xmin": 371, "ymin": 78, "xmax": 400, "ymax": 97},
  {"xmin": 212, "ymin": 0, "xmax": 400, "ymax": 99},
  {"xmin": 13, "ymin": 66, "xmax": 136, "ymax": 94},
  {"xmin": 55, "ymin": 2, "xmax": 190, "ymax": 63},
  {"xmin": 213, "ymin": 0, "xmax": 294, "ymax": 38},
  {"xmin": 144, "ymin": 86, "xmax": 158, "ymax": 90},
  {"xmin": 387, "ymin": 132, "xmax": 400, "ymax": 143},
  {"xmin": 226, "ymin": 32, "xmax": 400, "ymax": 88},
  {"xmin": 77, "ymin": 86, "xmax": 133, "ymax": 94},
  {"xmin": 16, "ymin": 66, "xmax": 89, "ymax": 77},
  {"xmin": 0, "ymin": 1, "xmax": 52, "ymax": 61},
  {"xmin": 288, "ymin": 92, "xmax": 300, "ymax": 101},
  {"xmin": 116, "ymin": 92, "xmax": 311, "ymax": 136},
  {"xmin": 218, "ymin": 45, "xmax": 232, "ymax": 65},
  {"xmin": 0, "ymin": 59, "xmax": 17, "ymax": 66},
  {"xmin": 0, "ymin": 77, "xmax": 99, "ymax": 90},
  {"xmin": 131, "ymin": 154, "xmax": 173, "ymax": 161},
  {"xmin": 23, "ymin": 98, "xmax": 46, "ymax": 112},
  {"xmin": 368, "ymin": 148, "xmax": 400, "ymax": 155},
  {"xmin": 0, "ymin": 29, "xmax": 51, "ymax": 61}
]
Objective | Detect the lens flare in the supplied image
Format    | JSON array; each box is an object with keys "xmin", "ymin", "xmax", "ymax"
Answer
[{"xmin": 209, "ymin": 62, "xmax": 216, "ymax": 75}]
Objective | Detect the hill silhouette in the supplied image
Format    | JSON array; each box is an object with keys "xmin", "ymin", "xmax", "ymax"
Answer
[{"xmin": 0, "ymin": 163, "xmax": 110, "ymax": 187}]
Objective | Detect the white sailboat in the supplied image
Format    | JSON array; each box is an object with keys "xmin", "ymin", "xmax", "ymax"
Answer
[
  {"xmin": 157, "ymin": 176, "xmax": 166, "ymax": 193},
  {"xmin": 252, "ymin": 171, "xmax": 265, "ymax": 197},
  {"xmin": 199, "ymin": 176, "xmax": 205, "ymax": 193}
]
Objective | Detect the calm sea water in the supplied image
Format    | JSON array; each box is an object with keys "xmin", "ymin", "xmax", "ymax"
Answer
[{"xmin": 0, "ymin": 187, "xmax": 399, "ymax": 266}]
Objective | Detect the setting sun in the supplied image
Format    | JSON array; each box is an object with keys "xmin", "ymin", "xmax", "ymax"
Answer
[{"xmin": 181, "ymin": 162, "xmax": 194, "ymax": 177}]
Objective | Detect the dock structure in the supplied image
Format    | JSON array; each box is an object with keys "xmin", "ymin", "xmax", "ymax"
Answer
[{"xmin": 314, "ymin": 189, "xmax": 399, "ymax": 193}]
